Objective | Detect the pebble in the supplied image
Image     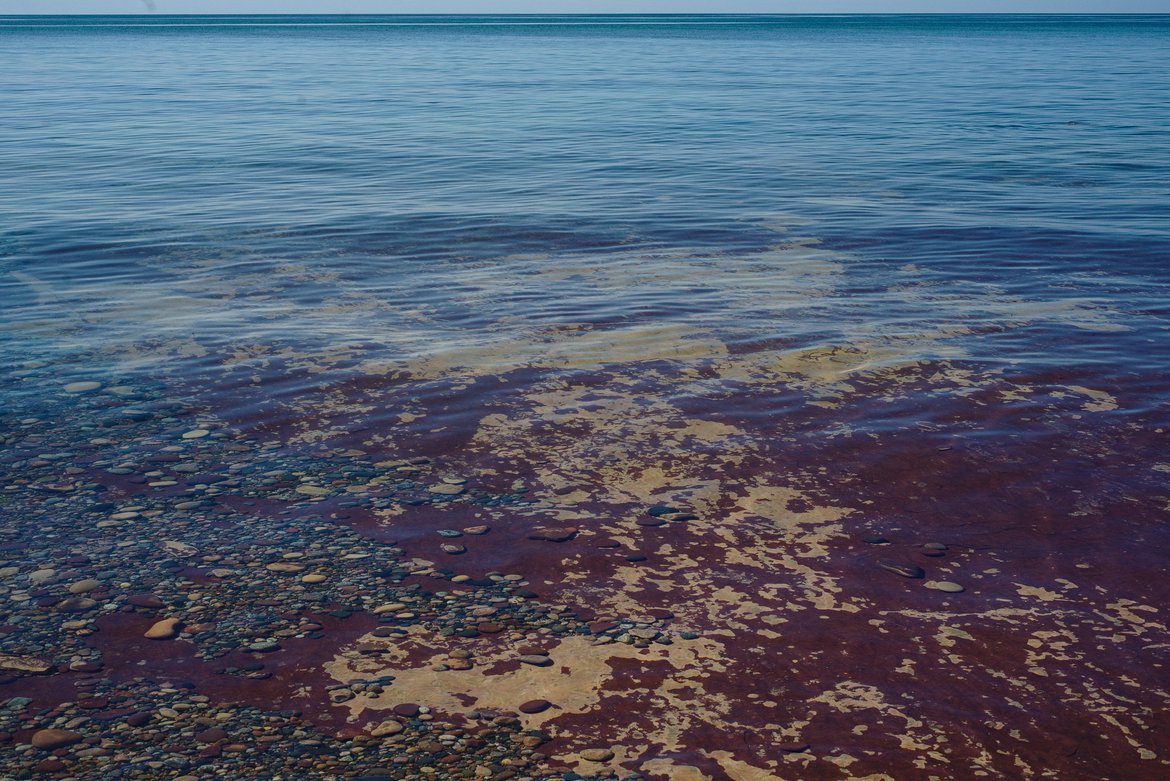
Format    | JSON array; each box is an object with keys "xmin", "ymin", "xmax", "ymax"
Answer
[
  {"xmin": 925, "ymin": 580, "xmax": 965, "ymax": 593},
  {"xmin": 68, "ymin": 578, "xmax": 102, "ymax": 594},
  {"xmin": 463, "ymin": 525, "xmax": 490, "ymax": 535},
  {"xmin": 0, "ymin": 654, "xmax": 52, "ymax": 674},
  {"xmin": 923, "ymin": 542, "xmax": 949, "ymax": 551},
  {"xmin": 31, "ymin": 729, "xmax": 83, "ymax": 750},
  {"xmin": 295, "ymin": 485, "xmax": 329, "ymax": 496},
  {"xmin": 370, "ymin": 720, "xmax": 404, "ymax": 737},
  {"xmin": 145, "ymin": 618, "xmax": 182, "ymax": 639},
  {"xmin": 63, "ymin": 381, "xmax": 102, "ymax": 393},
  {"xmin": 437, "ymin": 529, "xmax": 463, "ymax": 538},
  {"xmin": 181, "ymin": 429, "xmax": 210, "ymax": 440},
  {"xmin": 428, "ymin": 483, "xmax": 465, "ymax": 495},
  {"xmin": 527, "ymin": 528, "xmax": 576, "ymax": 543},
  {"xmin": 580, "ymin": 748, "xmax": 615, "ymax": 762},
  {"xmin": 301, "ymin": 573, "xmax": 328, "ymax": 584},
  {"xmin": 863, "ymin": 535, "xmax": 889, "ymax": 545},
  {"xmin": 161, "ymin": 540, "xmax": 197, "ymax": 557},
  {"xmin": 878, "ymin": 561, "xmax": 924, "ymax": 579},
  {"xmin": 441, "ymin": 544, "xmax": 466, "ymax": 555},
  {"xmin": 266, "ymin": 562, "xmax": 306, "ymax": 573},
  {"xmin": 518, "ymin": 700, "xmax": 551, "ymax": 714},
  {"xmin": 518, "ymin": 654, "xmax": 553, "ymax": 667}
]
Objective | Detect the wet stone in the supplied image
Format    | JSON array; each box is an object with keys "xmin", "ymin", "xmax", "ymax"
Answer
[
  {"xmin": 863, "ymin": 536, "xmax": 889, "ymax": 545},
  {"xmin": 518, "ymin": 700, "xmax": 551, "ymax": 714},
  {"xmin": 31, "ymin": 729, "xmax": 83, "ymax": 750},
  {"xmin": 63, "ymin": 381, "xmax": 102, "ymax": 394},
  {"xmin": 528, "ymin": 527, "xmax": 577, "ymax": 543},
  {"xmin": 925, "ymin": 580, "xmax": 965, "ymax": 593},
  {"xmin": 580, "ymin": 748, "xmax": 615, "ymax": 762},
  {"xmin": 647, "ymin": 505, "xmax": 679, "ymax": 517},
  {"xmin": 145, "ymin": 618, "xmax": 182, "ymax": 639},
  {"xmin": 441, "ymin": 544, "xmax": 466, "ymax": 555},
  {"xmin": 126, "ymin": 593, "xmax": 165, "ymax": 609},
  {"xmin": 0, "ymin": 655, "xmax": 53, "ymax": 674},
  {"xmin": 518, "ymin": 654, "xmax": 553, "ymax": 667},
  {"xmin": 878, "ymin": 561, "xmax": 924, "ymax": 579}
]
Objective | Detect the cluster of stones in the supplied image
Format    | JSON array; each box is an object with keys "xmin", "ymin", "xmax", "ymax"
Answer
[
  {"xmin": 0, "ymin": 378, "xmax": 613, "ymax": 780},
  {"xmin": 0, "ymin": 380, "xmax": 570, "ymax": 673},
  {"xmin": 865, "ymin": 535, "xmax": 966, "ymax": 593},
  {"xmin": 0, "ymin": 675, "xmax": 632, "ymax": 780}
]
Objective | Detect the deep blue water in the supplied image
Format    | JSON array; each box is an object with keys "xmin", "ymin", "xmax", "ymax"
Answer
[{"xmin": 1, "ymin": 15, "xmax": 1169, "ymax": 416}]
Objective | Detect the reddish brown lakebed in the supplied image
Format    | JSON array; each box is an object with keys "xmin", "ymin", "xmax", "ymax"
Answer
[{"xmin": 2, "ymin": 316, "xmax": 1169, "ymax": 780}]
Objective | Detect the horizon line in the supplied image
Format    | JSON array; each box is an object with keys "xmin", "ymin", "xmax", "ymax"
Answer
[{"xmin": 5, "ymin": 11, "xmax": 1170, "ymax": 15}]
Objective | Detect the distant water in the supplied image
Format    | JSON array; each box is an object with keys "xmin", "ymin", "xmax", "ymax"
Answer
[
  {"xmin": 3, "ymin": 14, "xmax": 1169, "ymax": 400},
  {"xmin": 3, "ymin": 15, "xmax": 1170, "ymax": 780}
]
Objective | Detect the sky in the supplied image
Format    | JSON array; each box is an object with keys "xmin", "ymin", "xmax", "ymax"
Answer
[{"xmin": 4, "ymin": 1, "xmax": 1169, "ymax": 13}]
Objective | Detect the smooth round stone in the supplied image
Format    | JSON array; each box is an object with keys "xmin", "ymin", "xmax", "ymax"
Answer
[
  {"xmin": 31, "ymin": 729, "xmax": 83, "ymax": 750},
  {"xmin": 181, "ymin": 429, "xmax": 210, "ymax": 440},
  {"xmin": 925, "ymin": 580, "xmax": 965, "ymax": 593},
  {"xmin": 580, "ymin": 748, "xmax": 615, "ymax": 762},
  {"xmin": 301, "ymin": 574, "xmax": 328, "ymax": 584},
  {"xmin": 266, "ymin": 562, "xmax": 305, "ymax": 573},
  {"xmin": 527, "ymin": 527, "xmax": 576, "ymax": 543},
  {"xmin": 428, "ymin": 483, "xmax": 465, "ymax": 495},
  {"xmin": 518, "ymin": 699, "xmax": 551, "ymax": 714},
  {"xmin": 295, "ymin": 485, "xmax": 329, "ymax": 496},
  {"xmin": 920, "ymin": 549, "xmax": 946, "ymax": 558},
  {"xmin": 63, "ymin": 382, "xmax": 101, "ymax": 394},
  {"xmin": 923, "ymin": 542, "xmax": 949, "ymax": 551},
  {"xmin": 370, "ymin": 720, "xmax": 403, "ymax": 737},
  {"xmin": 449, "ymin": 649, "xmax": 472, "ymax": 660},
  {"xmin": 518, "ymin": 654, "xmax": 553, "ymax": 667},
  {"xmin": 878, "ymin": 561, "xmax": 924, "ymax": 579},
  {"xmin": 392, "ymin": 703, "xmax": 420, "ymax": 718},
  {"xmin": 437, "ymin": 529, "xmax": 462, "ymax": 538},
  {"xmin": 68, "ymin": 579, "xmax": 101, "ymax": 594},
  {"xmin": 440, "ymin": 544, "xmax": 466, "ymax": 555},
  {"xmin": 462, "ymin": 525, "xmax": 490, "ymax": 535},
  {"xmin": 635, "ymin": 517, "xmax": 666, "ymax": 527},
  {"xmin": 144, "ymin": 618, "xmax": 181, "ymax": 639}
]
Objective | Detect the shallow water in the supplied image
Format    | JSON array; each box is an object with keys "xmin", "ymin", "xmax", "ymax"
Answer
[{"xmin": 2, "ymin": 14, "xmax": 1170, "ymax": 781}]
